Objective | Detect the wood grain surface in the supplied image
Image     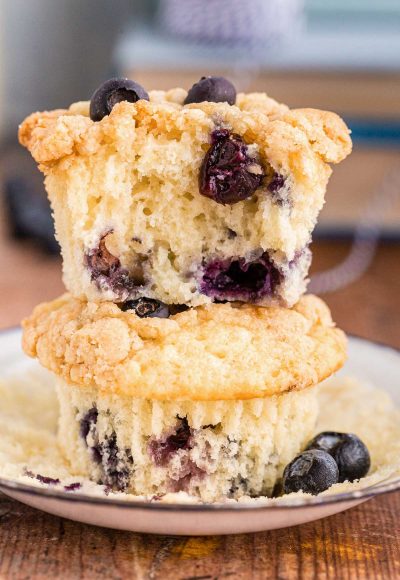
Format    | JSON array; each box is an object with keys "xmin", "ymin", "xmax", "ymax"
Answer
[
  {"xmin": 0, "ymin": 492, "xmax": 398, "ymax": 579},
  {"xmin": 0, "ymin": 210, "xmax": 399, "ymax": 579}
]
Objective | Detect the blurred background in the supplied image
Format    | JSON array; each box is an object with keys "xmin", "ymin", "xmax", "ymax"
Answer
[{"xmin": 0, "ymin": 0, "xmax": 399, "ymax": 345}]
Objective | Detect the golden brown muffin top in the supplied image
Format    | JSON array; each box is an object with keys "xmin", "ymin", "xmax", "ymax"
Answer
[
  {"xmin": 22, "ymin": 294, "xmax": 347, "ymax": 401},
  {"xmin": 19, "ymin": 89, "xmax": 351, "ymax": 173}
]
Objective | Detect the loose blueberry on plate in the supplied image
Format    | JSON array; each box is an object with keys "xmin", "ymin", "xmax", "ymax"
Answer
[
  {"xmin": 307, "ymin": 431, "xmax": 371, "ymax": 483},
  {"xmin": 25, "ymin": 471, "xmax": 61, "ymax": 485},
  {"xmin": 120, "ymin": 297, "xmax": 170, "ymax": 318},
  {"xmin": 282, "ymin": 449, "xmax": 339, "ymax": 495},
  {"xmin": 90, "ymin": 78, "xmax": 149, "ymax": 122},
  {"xmin": 199, "ymin": 129, "xmax": 264, "ymax": 204},
  {"xmin": 306, "ymin": 431, "xmax": 345, "ymax": 454},
  {"xmin": 184, "ymin": 76, "xmax": 236, "ymax": 105},
  {"xmin": 64, "ymin": 482, "xmax": 82, "ymax": 492}
]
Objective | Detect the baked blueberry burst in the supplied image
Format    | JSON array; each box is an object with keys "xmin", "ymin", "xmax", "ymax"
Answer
[
  {"xmin": 199, "ymin": 129, "xmax": 264, "ymax": 205},
  {"xmin": 85, "ymin": 234, "xmax": 141, "ymax": 297},
  {"xmin": 200, "ymin": 253, "xmax": 282, "ymax": 302},
  {"xmin": 80, "ymin": 407, "xmax": 133, "ymax": 491}
]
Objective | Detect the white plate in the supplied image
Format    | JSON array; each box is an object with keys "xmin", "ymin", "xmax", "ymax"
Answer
[{"xmin": 0, "ymin": 328, "xmax": 399, "ymax": 535}]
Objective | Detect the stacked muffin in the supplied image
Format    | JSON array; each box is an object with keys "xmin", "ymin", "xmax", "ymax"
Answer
[{"xmin": 19, "ymin": 76, "xmax": 351, "ymax": 501}]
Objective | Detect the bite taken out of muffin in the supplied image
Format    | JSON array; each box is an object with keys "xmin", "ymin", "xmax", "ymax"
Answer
[{"xmin": 18, "ymin": 75, "xmax": 373, "ymax": 503}]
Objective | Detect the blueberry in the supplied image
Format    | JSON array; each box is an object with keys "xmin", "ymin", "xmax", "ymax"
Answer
[
  {"xmin": 91, "ymin": 445, "xmax": 103, "ymax": 465},
  {"xmin": 200, "ymin": 253, "xmax": 282, "ymax": 303},
  {"xmin": 184, "ymin": 76, "xmax": 236, "ymax": 105},
  {"xmin": 4, "ymin": 177, "xmax": 59, "ymax": 255},
  {"xmin": 307, "ymin": 432, "xmax": 370, "ymax": 483},
  {"xmin": 25, "ymin": 470, "xmax": 60, "ymax": 485},
  {"xmin": 306, "ymin": 432, "xmax": 345, "ymax": 454},
  {"xmin": 79, "ymin": 407, "xmax": 98, "ymax": 441},
  {"xmin": 229, "ymin": 476, "xmax": 249, "ymax": 497},
  {"xmin": 169, "ymin": 304, "xmax": 190, "ymax": 315},
  {"xmin": 89, "ymin": 430, "xmax": 133, "ymax": 492},
  {"xmin": 282, "ymin": 449, "xmax": 339, "ymax": 495},
  {"xmin": 35, "ymin": 474, "xmax": 61, "ymax": 485},
  {"xmin": 86, "ymin": 236, "xmax": 119, "ymax": 276},
  {"xmin": 99, "ymin": 433, "xmax": 133, "ymax": 491},
  {"xmin": 267, "ymin": 173, "xmax": 286, "ymax": 194},
  {"xmin": 199, "ymin": 129, "xmax": 264, "ymax": 204},
  {"xmin": 64, "ymin": 482, "xmax": 82, "ymax": 492},
  {"xmin": 148, "ymin": 417, "xmax": 193, "ymax": 466},
  {"xmin": 85, "ymin": 235, "xmax": 143, "ymax": 297},
  {"xmin": 333, "ymin": 437, "xmax": 371, "ymax": 483},
  {"xmin": 90, "ymin": 78, "xmax": 149, "ymax": 122},
  {"xmin": 120, "ymin": 298, "xmax": 170, "ymax": 318}
]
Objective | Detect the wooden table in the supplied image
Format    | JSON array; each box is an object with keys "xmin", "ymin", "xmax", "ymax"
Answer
[{"xmin": 0, "ymin": 212, "xmax": 399, "ymax": 577}]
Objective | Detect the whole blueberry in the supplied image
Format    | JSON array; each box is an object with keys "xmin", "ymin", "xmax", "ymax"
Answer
[
  {"xmin": 184, "ymin": 76, "xmax": 236, "ymax": 105},
  {"xmin": 199, "ymin": 129, "xmax": 264, "ymax": 204},
  {"xmin": 90, "ymin": 78, "xmax": 149, "ymax": 121},
  {"xmin": 307, "ymin": 431, "xmax": 370, "ymax": 483},
  {"xmin": 120, "ymin": 297, "xmax": 170, "ymax": 318},
  {"xmin": 282, "ymin": 449, "xmax": 339, "ymax": 495},
  {"xmin": 306, "ymin": 431, "xmax": 346, "ymax": 454}
]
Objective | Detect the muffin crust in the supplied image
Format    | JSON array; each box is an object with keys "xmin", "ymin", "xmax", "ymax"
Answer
[{"xmin": 22, "ymin": 294, "xmax": 347, "ymax": 400}]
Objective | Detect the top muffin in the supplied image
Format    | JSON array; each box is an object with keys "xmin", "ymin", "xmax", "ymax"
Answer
[{"xmin": 19, "ymin": 77, "xmax": 351, "ymax": 307}]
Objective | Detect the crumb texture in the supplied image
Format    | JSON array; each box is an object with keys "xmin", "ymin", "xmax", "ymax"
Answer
[
  {"xmin": 18, "ymin": 90, "xmax": 351, "ymax": 307},
  {"xmin": 22, "ymin": 294, "xmax": 347, "ymax": 400}
]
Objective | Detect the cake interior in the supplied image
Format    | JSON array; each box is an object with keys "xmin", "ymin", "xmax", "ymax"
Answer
[{"xmin": 39, "ymin": 94, "xmax": 337, "ymax": 306}]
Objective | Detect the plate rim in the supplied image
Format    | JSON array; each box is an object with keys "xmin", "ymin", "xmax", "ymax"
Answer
[{"xmin": 0, "ymin": 326, "xmax": 399, "ymax": 512}]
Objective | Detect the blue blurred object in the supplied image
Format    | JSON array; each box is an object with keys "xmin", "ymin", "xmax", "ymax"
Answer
[
  {"xmin": 346, "ymin": 118, "xmax": 400, "ymax": 148},
  {"xmin": 158, "ymin": 0, "xmax": 304, "ymax": 45},
  {"xmin": 3, "ymin": 177, "xmax": 59, "ymax": 255}
]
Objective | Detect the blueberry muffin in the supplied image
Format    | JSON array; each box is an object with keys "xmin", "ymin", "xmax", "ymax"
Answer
[
  {"xmin": 19, "ymin": 77, "xmax": 351, "ymax": 308},
  {"xmin": 22, "ymin": 294, "xmax": 346, "ymax": 501}
]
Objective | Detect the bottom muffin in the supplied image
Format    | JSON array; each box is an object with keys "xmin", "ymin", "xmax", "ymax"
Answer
[
  {"xmin": 57, "ymin": 379, "xmax": 318, "ymax": 501},
  {"xmin": 22, "ymin": 293, "xmax": 347, "ymax": 501}
]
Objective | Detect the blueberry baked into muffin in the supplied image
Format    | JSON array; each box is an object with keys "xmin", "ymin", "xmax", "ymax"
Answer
[
  {"xmin": 22, "ymin": 294, "xmax": 346, "ymax": 501},
  {"xmin": 19, "ymin": 77, "xmax": 351, "ymax": 307}
]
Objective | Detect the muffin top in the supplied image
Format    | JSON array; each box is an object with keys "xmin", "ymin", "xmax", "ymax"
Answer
[
  {"xmin": 22, "ymin": 294, "xmax": 346, "ymax": 401},
  {"xmin": 19, "ymin": 88, "xmax": 351, "ymax": 172}
]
